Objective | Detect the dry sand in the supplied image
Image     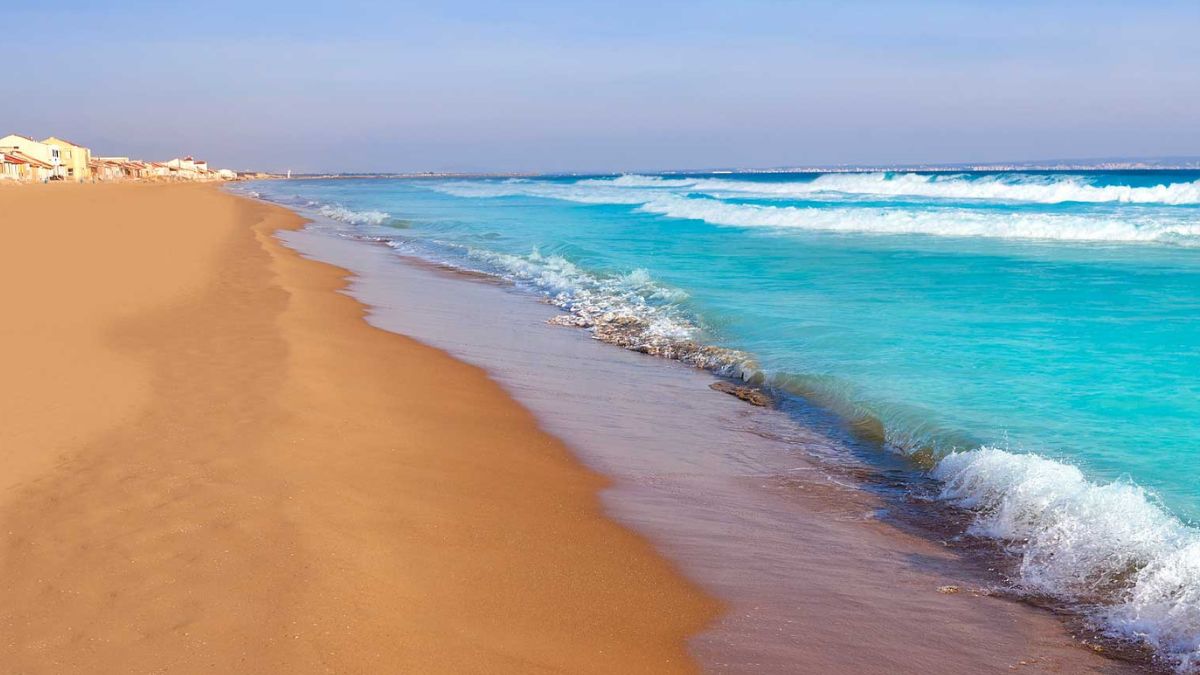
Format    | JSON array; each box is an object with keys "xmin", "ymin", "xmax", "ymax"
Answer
[{"xmin": 0, "ymin": 183, "xmax": 718, "ymax": 672}]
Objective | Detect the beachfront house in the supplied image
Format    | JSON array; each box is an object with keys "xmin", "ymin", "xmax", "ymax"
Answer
[
  {"xmin": 13, "ymin": 151, "xmax": 55, "ymax": 181},
  {"xmin": 0, "ymin": 134, "xmax": 62, "ymax": 179},
  {"xmin": 1, "ymin": 149, "xmax": 58, "ymax": 182},
  {"xmin": 93, "ymin": 156, "xmax": 149, "ymax": 181},
  {"xmin": 41, "ymin": 136, "xmax": 92, "ymax": 181},
  {"xmin": 2, "ymin": 134, "xmax": 236, "ymax": 183},
  {"xmin": 165, "ymin": 156, "xmax": 198, "ymax": 180},
  {"xmin": 1, "ymin": 150, "xmax": 27, "ymax": 180},
  {"xmin": 127, "ymin": 160, "xmax": 151, "ymax": 179},
  {"xmin": 90, "ymin": 157, "xmax": 124, "ymax": 181}
]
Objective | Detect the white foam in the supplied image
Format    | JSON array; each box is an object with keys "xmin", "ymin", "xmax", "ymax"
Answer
[
  {"xmin": 796, "ymin": 172, "xmax": 1200, "ymax": 205},
  {"xmin": 465, "ymin": 247, "xmax": 695, "ymax": 336},
  {"xmin": 427, "ymin": 177, "xmax": 1200, "ymax": 244},
  {"xmin": 933, "ymin": 447, "xmax": 1200, "ymax": 670},
  {"xmin": 578, "ymin": 174, "xmax": 699, "ymax": 188},
  {"xmin": 639, "ymin": 196, "xmax": 1200, "ymax": 243},
  {"xmin": 317, "ymin": 204, "xmax": 391, "ymax": 226},
  {"xmin": 430, "ymin": 180, "xmax": 650, "ymax": 204},
  {"xmin": 592, "ymin": 172, "xmax": 1200, "ymax": 205}
]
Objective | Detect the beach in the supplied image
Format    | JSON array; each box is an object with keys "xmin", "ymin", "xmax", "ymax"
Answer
[
  {"xmin": 0, "ymin": 181, "xmax": 1159, "ymax": 673},
  {"xmin": 0, "ymin": 183, "xmax": 716, "ymax": 672},
  {"xmin": 273, "ymin": 190, "xmax": 1143, "ymax": 674},
  {"xmin": 6, "ymin": 0, "xmax": 1195, "ymax": 670},
  {"xmin": 253, "ymin": 170, "xmax": 1200, "ymax": 671}
]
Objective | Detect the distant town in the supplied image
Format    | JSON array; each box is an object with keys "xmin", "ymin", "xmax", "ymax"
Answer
[
  {"xmin": 6, "ymin": 135, "xmax": 1197, "ymax": 185},
  {"xmin": 0, "ymin": 134, "xmax": 270, "ymax": 183}
]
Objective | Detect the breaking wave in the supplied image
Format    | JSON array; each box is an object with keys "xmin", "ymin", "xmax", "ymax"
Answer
[
  {"xmin": 428, "ymin": 176, "xmax": 1200, "ymax": 244},
  {"xmin": 639, "ymin": 196, "xmax": 1200, "ymax": 244},
  {"xmin": 588, "ymin": 172, "xmax": 1200, "ymax": 205},
  {"xmin": 934, "ymin": 448, "xmax": 1200, "ymax": 671},
  {"xmin": 449, "ymin": 247, "xmax": 759, "ymax": 377},
  {"xmin": 795, "ymin": 172, "xmax": 1200, "ymax": 204},
  {"xmin": 431, "ymin": 179, "xmax": 650, "ymax": 204},
  {"xmin": 317, "ymin": 204, "xmax": 391, "ymax": 226}
]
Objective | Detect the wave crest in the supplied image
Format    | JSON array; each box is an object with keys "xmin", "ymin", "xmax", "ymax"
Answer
[
  {"xmin": 589, "ymin": 172, "xmax": 1200, "ymax": 205},
  {"xmin": 317, "ymin": 204, "xmax": 391, "ymax": 226},
  {"xmin": 933, "ymin": 447, "xmax": 1200, "ymax": 670},
  {"xmin": 797, "ymin": 172, "xmax": 1200, "ymax": 205},
  {"xmin": 639, "ymin": 196, "xmax": 1200, "ymax": 243},
  {"xmin": 453, "ymin": 247, "xmax": 758, "ymax": 377},
  {"xmin": 428, "ymin": 176, "xmax": 1200, "ymax": 244}
]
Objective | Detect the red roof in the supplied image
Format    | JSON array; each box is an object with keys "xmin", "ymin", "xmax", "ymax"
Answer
[
  {"xmin": 1, "ymin": 152, "xmax": 28, "ymax": 165},
  {"xmin": 8, "ymin": 151, "xmax": 52, "ymax": 168}
]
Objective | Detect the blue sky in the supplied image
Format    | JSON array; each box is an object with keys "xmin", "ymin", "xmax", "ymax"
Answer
[{"xmin": 5, "ymin": 1, "xmax": 1198, "ymax": 172}]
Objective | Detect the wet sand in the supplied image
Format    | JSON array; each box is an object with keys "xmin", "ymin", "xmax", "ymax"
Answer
[
  {"xmin": 278, "ymin": 219, "xmax": 1143, "ymax": 674},
  {"xmin": 0, "ymin": 183, "xmax": 716, "ymax": 672}
]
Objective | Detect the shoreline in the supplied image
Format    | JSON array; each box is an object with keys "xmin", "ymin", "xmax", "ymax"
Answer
[
  {"xmin": 270, "ymin": 197, "xmax": 1144, "ymax": 673},
  {"xmin": 0, "ymin": 183, "xmax": 717, "ymax": 671}
]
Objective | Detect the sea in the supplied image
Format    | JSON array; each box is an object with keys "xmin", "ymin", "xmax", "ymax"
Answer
[{"xmin": 245, "ymin": 170, "xmax": 1200, "ymax": 670}]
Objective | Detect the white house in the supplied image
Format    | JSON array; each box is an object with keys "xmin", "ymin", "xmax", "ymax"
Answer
[{"xmin": 0, "ymin": 134, "xmax": 62, "ymax": 179}]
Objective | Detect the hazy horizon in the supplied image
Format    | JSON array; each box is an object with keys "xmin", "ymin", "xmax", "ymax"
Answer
[
  {"xmin": 288, "ymin": 153, "xmax": 1200, "ymax": 176},
  {"xmin": 7, "ymin": 1, "xmax": 1198, "ymax": 173}
]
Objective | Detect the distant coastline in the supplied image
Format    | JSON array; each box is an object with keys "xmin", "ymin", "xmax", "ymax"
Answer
[{"xmin": 281, "ymin": 156, "xmax": 1200, "ymax": 181}]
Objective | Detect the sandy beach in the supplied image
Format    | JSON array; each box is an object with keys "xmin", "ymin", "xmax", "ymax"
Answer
[
  {"xmin": 275, "ymin": 198, "xmax": 1141, "ymax": 675},
  {"xmin": 0, "ymin": 183, "xmax": 717, "ymax": 672},
  {"xmin": 5, "ymin": 2, "xmax": 1193, "ymax": 670}
]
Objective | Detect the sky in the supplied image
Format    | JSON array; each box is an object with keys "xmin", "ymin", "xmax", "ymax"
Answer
[{"xmin": 5, "ymin": 1, "xmax": 1199, "ymax": 173}]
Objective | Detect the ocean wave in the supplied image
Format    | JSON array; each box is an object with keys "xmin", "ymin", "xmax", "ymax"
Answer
[
  {"xmin": 934, "ymin": 447, "xmax": 1200, "ymax": 670},
  {"xmin": 428, "ymin": 177, "xmax": 1200, "ymax": 243},
  {"xmin": 398, "ymin": 224, "xmax": 1200, "ymax": 669},
  {"xmin": 421, "ymin": 237, "xmax": 1200, "ymax": 667},
  {"xmin": 800, "ymin": 172, "xmax": 1200, "ymax": 204},
  {"xmin": 317, "ymin": 204, "xmax": 391, "ymax": 226},
  {"xmin": 438, "ymin": 246, "xmax": 759, "ymax": 377},
  {"xmin": 577, "ymin": 174, "xmax": 699, "ymax": 188},
  {"xmin": 589, "ymin": 172, "xmax": 1200, "ymax": 205},
  {"xmin": 430, "ymin": 180, "xmax": 650, "ymax": 204},
  {"xmin": 638, "ymin": 196, "xmax": 1200, "ymax": 243}
]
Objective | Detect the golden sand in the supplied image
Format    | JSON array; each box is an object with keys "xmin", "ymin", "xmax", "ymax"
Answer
[{"xmin": 0, "ymin": 183, "xmax": 717, "ymax": 672}]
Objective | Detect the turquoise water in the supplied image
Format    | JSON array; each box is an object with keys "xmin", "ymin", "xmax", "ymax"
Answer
[{"xmin": 248, "ymin": 171, "xmax": 1200, "ymax": 664}]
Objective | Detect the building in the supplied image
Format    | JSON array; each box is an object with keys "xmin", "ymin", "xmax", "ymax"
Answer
[
  {"xmin": 90, "ymin": 157, "xmax": 124, "ymax": 181},
  {"xmin": 126, "ymin": 160, "xmax": 151, "ymax": 179},
  {"xmin": 41, "ymin": 136, "xmax": 92, "ymax": 181},
  {"xmin": 1, "ymin": 150, "xmax": 27, "ymax": 180},
  {"xmin": 0, "ymin": 135, "xmax": 61, "ymax": 178},
  {"xmin": 2, "ymin": 134, "xmax": 240, "ymax": 182},
  {"xmin": 93, "ymin": 157, "xmax": 149, "ymax": 180},
  {"xmin": 164, "ymin": 156, "xmax": 198, "ymax": 179},
  {"xmin": 0, "ymin": 148, "xmax": 56, "ymax": 182},
  {"xmin": 20, "ymin": 151, "xmax": 55, "ymax": 181}
]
